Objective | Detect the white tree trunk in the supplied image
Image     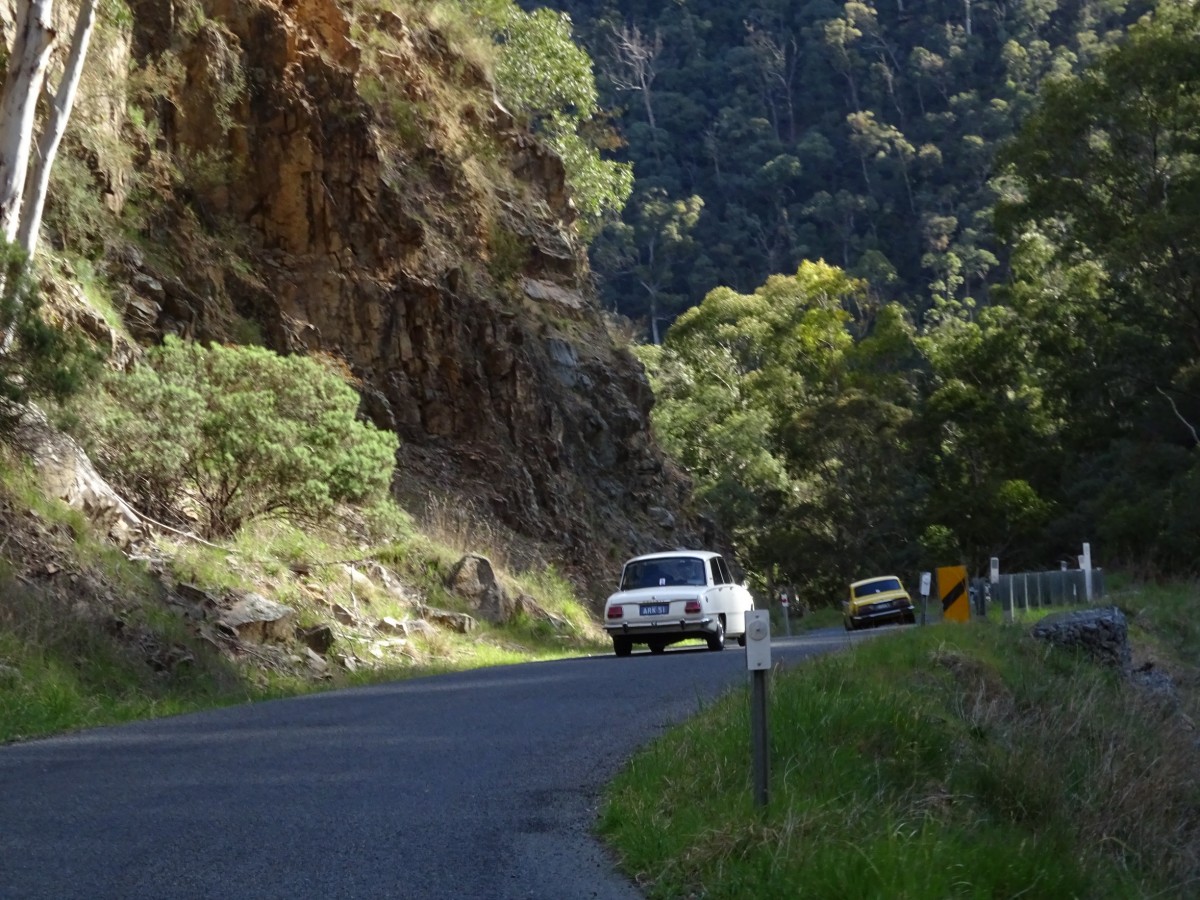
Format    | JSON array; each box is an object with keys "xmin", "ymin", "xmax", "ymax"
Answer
[
  {"xmin": 18, "ymin": 0, "xmax": 98, "ymax": 258},
  {"xmin": 0, "ymin": 0, "xmax": 57, "ymax": 244}
]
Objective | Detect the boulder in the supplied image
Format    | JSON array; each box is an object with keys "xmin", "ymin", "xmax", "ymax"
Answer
[
  {"xmin": 8, "ymin": 404, "xmax": 144, "ymax": 548},
  {"xmin": 424, "ymin": 607, "xmax": 476, "ymax": 634},
  {"xmin": 512, "ymin": 593, "xmax": 568, "ymax": 630},
  {"xmin": 218, "ymin": 593, "xmax": 296, "ymax": 644},
  {"xmin": 363, "ymin": 562, "xmax": 416, "ymax": 603},
  {"xmin": 329, "ymin": 602, "xmax": 360, "ymax": 626},
  {"xmin": 298, "ymin": 624, "xmax": 335, "ymax": 655},
  {"xmin": 341, "ymin": 564, "xmax": 376, "ymax": 600},
  {"xmin": 1030, "ymin": 607, "xmax": 1131, "ymax": 673},
  {"xmin": 375, "ymin": 616, "xmax": 407, "ymax": 636},
  {"xmin": 374, "ymin": 616, "xmax": 435, "ymax": 637},
  {"xmin": 302, "ymin": 647, "xmax": 329, "ymax": 676},
  {"xmin": 446, "ymin": 554, "xmax": 511, "ymax": 623}
]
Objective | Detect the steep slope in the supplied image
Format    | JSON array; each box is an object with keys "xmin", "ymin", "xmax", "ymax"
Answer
[{"xmin": 6, "ymin": 0, "xmax": 710, "ymax": 600}]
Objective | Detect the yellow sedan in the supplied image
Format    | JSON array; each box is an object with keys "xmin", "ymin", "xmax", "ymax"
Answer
[{"xmin": 844, "ymin": 576, "xmax": 916, "ymax": 631}]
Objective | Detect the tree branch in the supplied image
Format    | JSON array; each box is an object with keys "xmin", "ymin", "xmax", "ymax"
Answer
[{"xmin": 1157, "ymin": 384, "xmax": 1199, "ymax": 446}]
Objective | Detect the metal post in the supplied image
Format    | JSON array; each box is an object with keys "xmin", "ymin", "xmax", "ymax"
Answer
[
  {"xmin": 1082, "ymin": 542, "xmax": 1093, "ymax": 602},
  {"xmin": 920, "ymin": 571, "xmax": 931, "ymax": 626},
  {"xmin": 751, "ymin": 668, "xmax": 769, "ymax": 809}
]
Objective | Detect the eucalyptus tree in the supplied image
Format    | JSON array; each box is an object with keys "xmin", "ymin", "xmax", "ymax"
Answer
[
  {"xmin": 540, "ymin": 0, "xmax": 1146, "ymax": 331},
  {"xmin": 591, "ymin": 187, "xmax": 702, "ymax": 341},
  {"xmin": 0, "ymin": 0, "xmax": 100, "ymax": 258},
  {"xmin": 0, "ymin": 0, "xmax": 101, "ymax": 383},
  {"xmin": 466, "ymin": 0, "xmax": 632, "ymax": 231},
  {"xmin": 998, "ymin": 0, "xmax": 1200, "ymax": 409},
  {"xmin": 644, "ymin": 260, "xmax": 924, "ymax": 602},
  {"xmin": 994, "ymin": 0, "xmax": 1200, "ymax": 572}
]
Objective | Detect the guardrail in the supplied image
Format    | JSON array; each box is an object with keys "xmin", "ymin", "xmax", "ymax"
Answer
[{"xmin": 968, "ymin": 569, "xmax": 1105, "ymax": 618}]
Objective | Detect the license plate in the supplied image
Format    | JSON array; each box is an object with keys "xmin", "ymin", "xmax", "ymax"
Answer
[{"xmin": 640, "ymin": 603, "xmax": 669, "ymax": 616}]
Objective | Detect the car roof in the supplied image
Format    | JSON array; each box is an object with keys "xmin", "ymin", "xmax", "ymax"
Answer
[
  {"xmin": 850, "ymin": 575, "xmax": 904, "ymax": 588},
  {"xmin": 625, "ymin": 550, "xmax": 719, "ymax": 564}
]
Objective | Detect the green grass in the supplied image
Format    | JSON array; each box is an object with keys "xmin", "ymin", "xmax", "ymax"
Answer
[
  {"xmin": 790, "ymin": 605, "xmax": 842, "ymax": 631},
  {"xmin": 600, "ymin": 608, "xmax": 1200, "ymax": 898},
  {"xmin": 0, "ymin": 446, "xmax": 608, "ymax": 744},
  {"xmin": 0, "ymin": 577, "xmax": 258, "ymax": 742},
  {"xmin": 1118, "ymin": 579, "xmax": 1200, "ymax": 666}
]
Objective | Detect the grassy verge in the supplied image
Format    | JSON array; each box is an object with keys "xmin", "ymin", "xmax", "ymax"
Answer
[
  {"xmin": 788, "ymin": 605, "xmax": 842, "ymax": 631},
  {"xmin": 599, "ymin": 595, "xmax": 1200, "ymax": 898},
  {"xmin": 0, "ymin": 451, "xmax": 609, "ymax": 744}
]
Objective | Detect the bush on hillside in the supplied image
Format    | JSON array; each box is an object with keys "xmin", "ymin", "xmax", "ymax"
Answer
[
  {"xmin": 0, "ymin": 246, "xmax": 100, "ymax": 432},
  {"xmin": 77, "ymin": 337, "xmax": 399, "ymax": 537}
]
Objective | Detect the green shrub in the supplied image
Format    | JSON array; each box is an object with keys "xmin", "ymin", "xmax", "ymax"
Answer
[
  {"xmin": 0, "ymin": 246, "xmax": 100, "ymax": 432},
  {"xmin": 78, "ymin": 337, "xmax": 399, "ymax": 537}
]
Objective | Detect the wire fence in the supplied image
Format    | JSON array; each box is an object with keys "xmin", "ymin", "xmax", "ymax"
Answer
[{"xmin": 968, "ymin": 569, "xmax": 1106, "ymax": 618}]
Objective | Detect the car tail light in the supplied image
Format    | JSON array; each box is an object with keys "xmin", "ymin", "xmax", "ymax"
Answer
[
  {"xmin": 607, "ymin": 605, "xmax": 623, "ymax": 619},
  {"xmin": 684, "ymin": 600, "xmax": 701, "ymax": 613}
]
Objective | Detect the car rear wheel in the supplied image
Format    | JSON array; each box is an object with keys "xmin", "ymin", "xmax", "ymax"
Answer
[
  {"xmin": 707, "ymin": 618, "xmax": 726, "ymax": 652},
  {"xmin": 613, "ymin": 636, "xmax": 632, "ymax": 657}
]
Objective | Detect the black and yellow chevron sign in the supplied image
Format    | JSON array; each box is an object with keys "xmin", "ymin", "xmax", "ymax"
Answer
[{"xmin": 937, "ymin": 565, "xmax": 969, "ymax": 623}]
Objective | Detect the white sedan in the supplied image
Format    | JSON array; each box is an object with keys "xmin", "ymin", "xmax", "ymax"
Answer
[{"xmin": 603, "ymin": 550, "xmax": 756, "ymax": 656}]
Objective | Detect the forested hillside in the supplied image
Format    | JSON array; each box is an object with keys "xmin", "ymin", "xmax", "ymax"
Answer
[
  {"xmin": 540, "ymin": 0, "xmax": 1151, "ymax": 334},
  {"xmin": 531, "ymin": 0, "xmax": 1199, "ymax": 602}
]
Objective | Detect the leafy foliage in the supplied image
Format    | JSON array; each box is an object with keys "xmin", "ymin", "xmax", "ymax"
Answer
[
  {"xmin": 644, "ymin": 261, "xmax": 926, "ymax": 600},
  {"xmin": 0, "ymin": 245, "xmax": 100, "ymax": 431},
  {"xmin": 466, "ymin": 0, "xmax": 632, "ymax": 229},
  {"xmin": 994, "ymin": 0, "xmax": 1200, "ymax": 574},
  {"xmin": 544, "ymin": 0, "xmax": 1147, "ymax": 335},
  {"xmin": 76, "ymin": 338, "xmax": 399, "ymax": 538},
  {"xmin": 616, "ymin": 1, "xmax": 1200, "ymax": 591}
]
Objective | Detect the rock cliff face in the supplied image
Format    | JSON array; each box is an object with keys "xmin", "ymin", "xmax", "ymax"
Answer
[{"xmin": 41, "ymin": 0, "xmax": 706, "ymax": 598}]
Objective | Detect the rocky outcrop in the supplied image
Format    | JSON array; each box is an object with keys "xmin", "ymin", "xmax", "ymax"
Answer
[
  {"xmin": 1030, "ymin": 607, "xmax": 1132, "ymax": 673},
  {"xmin": 94, "ymin": 0, "xmax": 708, "ymax": 603},
  {"xmin": 446, "ymin": 553, "xmax": 567, "ymax": 628},
  {"xmin": 8, "ymin": 404, "xmax": 144, "ymax": 548},
  {"xmin": 218, "ymin": 592, "xmax": 297, "ymax": 644}
]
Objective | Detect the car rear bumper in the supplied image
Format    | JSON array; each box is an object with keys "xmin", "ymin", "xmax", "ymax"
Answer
[
  {"xmin": 849, "ymin": 606, "xmax": 914, "ymax": 627},
  {"xmin": 605, "ymin": 617, "xmax": 716, "ymax": 638}
]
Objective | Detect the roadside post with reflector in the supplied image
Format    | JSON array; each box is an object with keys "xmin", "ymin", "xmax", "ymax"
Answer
[
  {"xmin": 938, "ymin": 565, "xmax": 970, "ymax": 623},
  {"xmin": 745, "ymin": 609, "xmax": 771, "ymax": 809},
  {"xmin": 990, "ymin": 558, "xmax": 1006, "ymax": 622},
  {"xmin": 919, "ymin": 571, "xmax": 931, "ymax": 625},
  {"xmin": 1082, "ymin": 542, "xmax": 1093, "ymax": 602}
]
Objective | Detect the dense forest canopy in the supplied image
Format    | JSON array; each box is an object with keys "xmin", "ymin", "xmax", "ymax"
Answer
[
  {"xmin": 534, "ymin": 0, "xmax": 1152, "ymax": 334},
  {"xmin": 524, "ymin": 0, "xmax": 1200, "ymax": 602}
]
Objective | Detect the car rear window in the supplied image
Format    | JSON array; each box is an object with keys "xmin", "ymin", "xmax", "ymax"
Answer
[
  {"xmin": 854, "ymin": 577, "xmax": 903, "ymax": 597},
  {"xmin": 622, "ymin": 557, "xmax": 707, "ymax": 589}
]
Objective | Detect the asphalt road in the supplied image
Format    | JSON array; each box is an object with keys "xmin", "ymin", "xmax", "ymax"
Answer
[{"xmin": 0, "ymin": 626, "xmax": 871, "ymax": 899}]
